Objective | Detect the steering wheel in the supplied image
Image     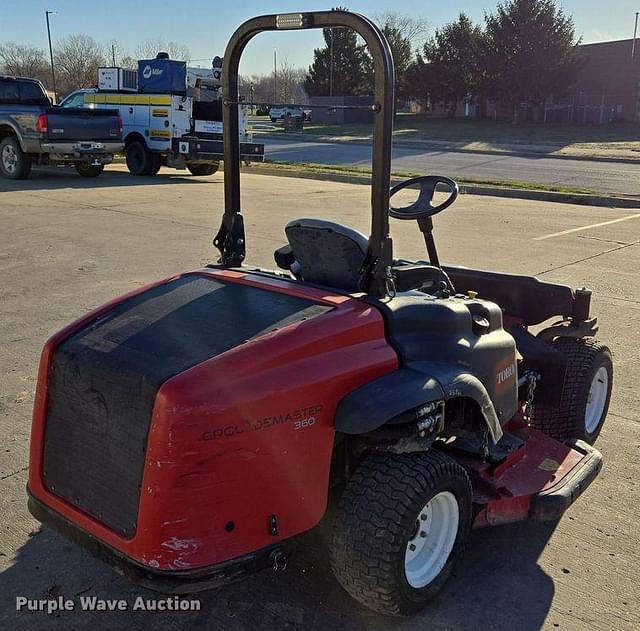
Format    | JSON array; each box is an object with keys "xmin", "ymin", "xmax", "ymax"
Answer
[{"xmin": 389, "ymin": 175, "xmax": 459, "ymax": 220}]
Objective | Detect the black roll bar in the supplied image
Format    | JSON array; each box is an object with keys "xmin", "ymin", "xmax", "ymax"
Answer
[{"xmin": 217, "ymin": 10, "xmax": 395, "ymax": 296}]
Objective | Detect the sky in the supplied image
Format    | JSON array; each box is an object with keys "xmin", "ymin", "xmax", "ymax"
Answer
[{"xmin": 1, "ymin": 1, "xmax": 639, "ymax": 75}]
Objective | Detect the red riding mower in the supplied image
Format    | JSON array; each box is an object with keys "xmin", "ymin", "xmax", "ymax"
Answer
[{"xmin": 28, "ymin": 11, "xmax": 613, "ymax": 617}]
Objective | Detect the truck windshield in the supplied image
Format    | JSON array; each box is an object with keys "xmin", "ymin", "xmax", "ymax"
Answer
[{"xmin": 19, "ymin": 81, "xmax": 49, "ymax": 105}]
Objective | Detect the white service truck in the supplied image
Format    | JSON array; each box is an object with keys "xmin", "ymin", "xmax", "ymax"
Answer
[{"xmin": 66, "ymin": 56, "xmax": 263, "ymax": 176}]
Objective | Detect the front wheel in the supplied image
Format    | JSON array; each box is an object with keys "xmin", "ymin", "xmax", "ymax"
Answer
[
  {"xmin": 531, "ymin": 338, "xmax": 613, "ymax": 444},
  {"xmin": 74, "ymin": 162, "xmax": 104, "ymax": 178},
  {"xmin": 0, "ymin": 136, "xmax": 32, "ymax": 180},
  {"xmin": 187, "ymin": 161, "xmax": 219, "ymax": 176},
  {"xmin": 330, "ymin": 450, "xmax": 472, "ymax": 616}
]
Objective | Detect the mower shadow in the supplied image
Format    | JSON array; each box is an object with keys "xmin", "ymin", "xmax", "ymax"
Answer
[
  {"xmin": 1, "ymin": 518, "xmax": 557, "ymax": 631},
  {"xmin": 0, "ymin": 168, "xmax": 220, "ymax": 192}
]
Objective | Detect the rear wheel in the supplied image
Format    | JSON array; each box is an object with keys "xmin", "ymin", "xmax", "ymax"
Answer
[
  {"xmin": 125, "ymin": 140, "xmax": 160, "ymax": 176},
  {"xmin": 0, "ymin": 136, "xmax": 32, "ymax": 179},
  {"xmin": 330, "ymin": 450, "xmax": 472, "ymax": 616},
  {"xmin": 531, "ymin": 338, "xmax": 613, "ymax": 444},
  {"xmin": 74, "ymin": 162, "xmax": 104, "ymax": 178},
  {"xmin": 187, "ymin": 161, "xmax": 219, "ymax": 176}
]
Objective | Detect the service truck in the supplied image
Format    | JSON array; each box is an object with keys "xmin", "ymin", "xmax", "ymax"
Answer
[{"xmin": 61, "ymin": 55, "xmax": 263, "ymax": 176}]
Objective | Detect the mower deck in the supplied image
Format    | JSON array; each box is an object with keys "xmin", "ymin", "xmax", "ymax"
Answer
[{"xmin": 446, "ymin": 427, "xmax": 603, "ymax": 528}]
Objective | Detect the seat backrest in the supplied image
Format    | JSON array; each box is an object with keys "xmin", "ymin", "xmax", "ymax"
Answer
[{"xmin": 285, "ymin": 218, "xmax": 369, "ymax": 291}]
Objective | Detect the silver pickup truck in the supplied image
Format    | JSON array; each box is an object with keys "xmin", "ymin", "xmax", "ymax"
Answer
[{"xmin": 0, "ymin": 75, "xmax": 123, "ymax": 179}]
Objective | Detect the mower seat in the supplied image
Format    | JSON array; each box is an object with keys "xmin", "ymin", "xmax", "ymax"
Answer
[{"xmin": 285, "ymin": 218, "xmax": 368, "ymax": 291}]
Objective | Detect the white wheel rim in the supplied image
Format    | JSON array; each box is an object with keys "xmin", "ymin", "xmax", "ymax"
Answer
[
  {"xmin": 585, "ymin": 366, "xmax": 608, "ymax": 434},
  {"xmin": 2, "ymin": 145, "xmax": 17, "ymax": 173},
  {"xmin": 404, "ymin": 491, "xmax": 459, "ymax": 589}
]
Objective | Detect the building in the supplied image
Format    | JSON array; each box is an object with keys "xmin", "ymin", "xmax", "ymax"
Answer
[
  {"xmin": 416, "ymin": 38, "xmax": 640, "ymax": 123},
  {"xmin": 308, "ymin": 96, "xmax": 374, "ymax": 125},
  {"xmin": 556, "ymin": 38, "xmax": 640, "ymax": 122}
]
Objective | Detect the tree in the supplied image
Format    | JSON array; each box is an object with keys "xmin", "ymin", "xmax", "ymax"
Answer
[
  {"xmin": 241, "ymin": 60, "xmax": 307, "ymax": 105},
  {"xmin": 360, "ymin": 23, "xmax": 413, "ymax": 99},
  {"xmin": 135, "ymin": 39, "xmax": 191, "ymax": 62},
  {"xmin": 371, "ymin": 13, "xmax": 429, "ymax": 100},
  {"xmin": 119, "ymin": 55, "xmax": 138, "ymax": 70},
  {"xmin": 275, "ymin": 59, "xmax": 307, "ymax": 103},
  {"xmin": 420, "ymin": 14, "xmax": 487, "ymax": 116},
  {"xmin": 54, "ymin": 34, "xmax": 107, "ymax": 95},
  {"xmin": 106, "ymin": 40, "xmax": 137, "ymax": 69},
  {"xmin": 0, "ymin": 43, "xmax": 50, "ymax": 87},
  {"xmin": 484, "ymin": 0, "xmax": 580, "ymax": 120},
  {"xmin": 374, "ymin": 12, "xmax": 429, "ymax": 48},
  {"xmin": 405, "ymin": 52, "xmax": 436, "ymax": 107},
  {"xmin": 304, "ymin": 8, "xmax": 370, "ymax": 97}
]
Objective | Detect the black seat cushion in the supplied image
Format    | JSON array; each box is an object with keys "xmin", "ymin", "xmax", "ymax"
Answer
[{"xmin": 285, "ymin": 218, "xmax": 368, "ymax": 291}]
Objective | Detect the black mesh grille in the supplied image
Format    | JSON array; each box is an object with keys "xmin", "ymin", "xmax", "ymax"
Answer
[{"xmin": 43, "ymin": 275, "xmax": 331, "ymax": 537}]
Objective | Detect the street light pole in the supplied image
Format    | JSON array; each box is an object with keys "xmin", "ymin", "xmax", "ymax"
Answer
[
  {"xmin": 329, "ymin": 29, "xmax": 334, "ymax": 97},
  {"xmin": 273, "ymin": 49, "xmax": 277, "ymax": 103},
  {"xmin": 45, "ymin": 10, "xmax": 58, "ymax": 102},
  {"xmin": 632, "ymin": 12, "xmax": 639, "ymax": 57}
]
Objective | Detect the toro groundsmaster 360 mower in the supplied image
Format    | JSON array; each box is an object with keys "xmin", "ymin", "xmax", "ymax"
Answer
[{"xmin": 28, "ymin": 11, "xmax": 613, "ymax": 617}]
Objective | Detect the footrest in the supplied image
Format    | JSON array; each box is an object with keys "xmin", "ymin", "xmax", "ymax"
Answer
[{"xmin": 529, "ymin": 439, "xmax": 603, "ymax": 522}]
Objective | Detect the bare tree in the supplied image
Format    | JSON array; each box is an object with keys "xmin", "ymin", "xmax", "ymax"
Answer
[
  {"xmin": 0, "ymin": 43, "xmax": 51, "ymax": 86},
  {"xmin": 135, "ymin": 38, "xmax": 191, "ymax": 62},
  {"xmin": 374, "ymin": 12, "xmax": 430, "ymax": 49},
  {"xmin": 119, "ymin": 55, "xmax": 138, "ymax": 70},
  {"xmin": 276, "ymin": 58, "xmax": 307, "ymax": 103},
  {"xmin": 54, "ymin": 34, "xmax": 107, "ymax": 95},
  {"xmin": 103, "ymin": 40, "xmax": 138, "ymax": 69},
  {"xmin": 240, "ymin": 60, "xmax": 307, "ymax": 107}
]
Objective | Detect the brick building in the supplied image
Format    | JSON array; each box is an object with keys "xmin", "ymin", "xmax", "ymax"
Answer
[
  {"xmin": 560, "ymin": 39, "xmax": 640, "ymax": 122},
  {"xmin": 416, "ymin": 38, "xmax": 640, "ymax": 123}
]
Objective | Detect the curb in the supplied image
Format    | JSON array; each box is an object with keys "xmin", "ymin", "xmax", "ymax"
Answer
[
  {"xmin": 242, "ymin": 165, "xmax": 640, "ymax": 209},
  {"xmin": 257, "ymin": 132, "xmax": 640, "ymax": 165}
]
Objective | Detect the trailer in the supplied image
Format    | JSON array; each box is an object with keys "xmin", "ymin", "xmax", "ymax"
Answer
[{"xmin": 73, "ymin": 56, "xmax": 263, "ymax": 176}]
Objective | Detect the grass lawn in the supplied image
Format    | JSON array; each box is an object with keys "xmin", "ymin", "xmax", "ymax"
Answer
[
  {"xmin": 254, "ymin": 113, "xmax": 640, "ymax": 150},
  {"xmin": 257, "ymin": 160, "xmax": 598, "ymax": 195}
]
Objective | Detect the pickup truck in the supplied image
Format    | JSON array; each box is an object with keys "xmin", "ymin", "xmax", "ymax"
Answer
[{"xmin": 0, "ymin": 75, "xmax": 123, "ymax": 179}]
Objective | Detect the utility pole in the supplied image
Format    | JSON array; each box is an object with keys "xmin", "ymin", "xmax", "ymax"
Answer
[
  {"xmin": 273, "ymin": 49, "xmax": 277, "ymax": 103},
  {"xmin": 45, "ymin": 10, "xmax": 57, "ymax": 102},
  {"xmin": 633, "ymin": 12, "xmax": 639, "ymax": 57},
  {"xmin": 329, "ymin": 29, "xmax": 334, "ymax": 97},
  {"xmin": 112, "ymin": 44, "xmax": 117, "ymax": 66}
]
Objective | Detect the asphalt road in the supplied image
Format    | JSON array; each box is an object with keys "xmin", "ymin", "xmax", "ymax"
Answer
[
  {"xmin": 1, "ymin": 166, "xmax": 639, "ymax": 630},
  {"xmin": 262, "ymin": 137, "xmax": 640, "ymax": 196}
]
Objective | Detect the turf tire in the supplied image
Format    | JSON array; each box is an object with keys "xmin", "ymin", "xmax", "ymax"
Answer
[
  {"xmin": 531, "ymin": 337, "xmax": 612, "ymax": 444},
  {"xmin": 330, "ymin": 450, "xmax": 472, "ymax": 616}
]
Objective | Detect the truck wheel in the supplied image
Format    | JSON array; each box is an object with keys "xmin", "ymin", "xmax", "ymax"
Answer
[
  {"xmin": 74, "ymin": 162, "xmax": 104, "ymax": 178},
  {"xmin": 187, "ymin": 162, "xmax": 219, "ymax": 176},
  {"xmin": 531, "ymin": 338, "xmax": 613, "ymax": 444},
  {"xmin": 330, "ymin": 450, "xmax": 472, "ymax": 616},
  {"xmin": 0, "ymin": 136, "xmax": 32, "ymax": 180},
  {"xmin": 126, "ymin": 140, "xmax": 159, "ymax": 176}
]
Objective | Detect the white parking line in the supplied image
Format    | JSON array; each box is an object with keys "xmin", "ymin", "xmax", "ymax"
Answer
[{"xmin": 534, "ymin": 213, "xmax": 640, "ymax": 241}]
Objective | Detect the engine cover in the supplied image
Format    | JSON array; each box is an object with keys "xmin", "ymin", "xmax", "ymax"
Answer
[
  {"xmin": 29, "ymin": 269, "xmax": 398, "ymax": 570},
  {"xmin": 42, "ymin": 274, "xmax": 332, "ymax": 537}
]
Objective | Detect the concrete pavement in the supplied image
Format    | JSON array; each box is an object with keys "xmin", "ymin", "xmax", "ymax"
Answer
[
  {"xmin": 1, "ymin": 166, "xmax": 639, "ymax": 630},
  {"xmin": 262, "ymin": 137, "xmax": 640, "ymax": 196}
]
